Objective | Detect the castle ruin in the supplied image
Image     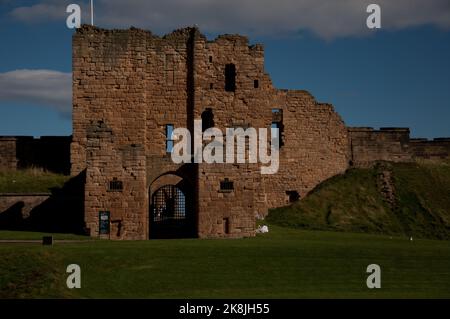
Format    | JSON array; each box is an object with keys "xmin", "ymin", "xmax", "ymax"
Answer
[{"xmin": 1, "ymin": 25, "xmax": 449, "ymax": 239}]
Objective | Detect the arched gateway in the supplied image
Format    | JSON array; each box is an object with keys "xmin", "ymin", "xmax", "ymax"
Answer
[{"xmin": 149, "ymin": 174, "xmax": 195, "ymax": 239}]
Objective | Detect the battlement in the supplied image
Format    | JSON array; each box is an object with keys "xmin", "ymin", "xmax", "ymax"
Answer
[
  {"xmin": 75, "ymin": 25, "xmax": 261, "ymax": 48},
  {"xmin": 348, "ymin": 127, "xmax": 450, "ymax": 167},
  {"xmin": 348, "ymin": 127, "xmax": 410, "ymax": 132},
  {"xmin": 409, "ymin": 137, "xmax": 450, "ymax": 160},
  {"xmin": 215, "ymin": 34, "xmax": 249, "ymax": 45},
  {"xmin": 411, "ymin": 137, "xmax": 450, "ymax": 142}
]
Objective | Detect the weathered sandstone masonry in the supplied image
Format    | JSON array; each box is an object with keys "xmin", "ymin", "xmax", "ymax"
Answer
[
  {"xmin": 1, "ymin": 25, "xmax": 449, "ymax": 240},
  {"xmin": 348, "ymin": 127, "xmax": 411, "ymax": 167},
  {"xmin": 0, "ymin": 193, "xmax": 50, "ymax": 221},
  {"xmin": 410, "ymin": 138, "xmax": 450, "ymax": 160},
  {"xmin": 0, "ymin": 138, "xmax": 17, "ymax": 171},
  {"xmin": 348, "ymin": 127, "xmax": 450, "ymax": 167},
  {"xmin": 71, "ymin": 25, "xmax": 349, "ymax": 239}
]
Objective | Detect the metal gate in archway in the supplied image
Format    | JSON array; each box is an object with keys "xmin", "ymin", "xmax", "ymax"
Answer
[{"xmin": 150, "ymin": 184, "xmax": 194, "ymax": 238}]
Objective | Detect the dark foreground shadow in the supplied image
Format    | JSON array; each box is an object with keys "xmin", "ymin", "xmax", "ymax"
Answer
[
  {"xmin": 0, "ymin": 171, "xmax": 86, "ymax": 234},
  {"xmin": 0, "ymin": 201, "xmax": 25, "ymax": 230}
]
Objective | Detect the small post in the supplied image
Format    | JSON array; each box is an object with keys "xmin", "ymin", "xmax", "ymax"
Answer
[{"xmin": 42, "ymin": 236, "xmax": 53, "ymax": 246}]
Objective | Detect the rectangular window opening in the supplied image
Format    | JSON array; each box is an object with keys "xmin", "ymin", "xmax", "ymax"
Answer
[
  {"xmin": 108, "ymin": 178, "xmax": 123, "ymax": 192},
  {"xmin": 220, "ymin": 178, "xmax": 234, "ymax": 192},
  {"xmin": 271, "ymin": 108, "xmax": 284, "ymax": 147},
  {"xmin": 225, "ymin": 64, "xmax": 236, "ymax": 92},
  {"xmin": 166, "ymin": 124, "xmax": 174, "ymax": 153}
]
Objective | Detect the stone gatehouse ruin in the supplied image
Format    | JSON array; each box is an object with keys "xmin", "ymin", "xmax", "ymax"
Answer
[{"xmin": 1, "ymin": 25, "xmax": 449, "ymax": 240}]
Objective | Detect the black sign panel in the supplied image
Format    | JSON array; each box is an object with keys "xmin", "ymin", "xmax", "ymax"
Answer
[{"xmin": 99, "ymin": 211, "xmax": 110, "ymax": 235}]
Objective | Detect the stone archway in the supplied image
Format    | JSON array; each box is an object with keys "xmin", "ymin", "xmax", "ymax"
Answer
[{"xmin": 149, "ymin": 173, "xmax": 195, "ymax": 239}]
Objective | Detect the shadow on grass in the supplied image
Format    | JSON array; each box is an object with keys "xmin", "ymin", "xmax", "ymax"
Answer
[{"xmin": 0, "ymin": 170, "xmax": 86, "ymax": 235}]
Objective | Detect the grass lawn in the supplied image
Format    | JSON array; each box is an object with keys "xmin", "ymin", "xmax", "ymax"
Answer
[
  {"xmin": 1, "ymin": 225, "xmax": 449, "ymax": 299},
  {"xmin": 0, "ymin": 231, "xmax": 91, "ymax": 241},
  {"xmin": 0, "ymin": 169, "xmax": 69, "ymax": 193}
]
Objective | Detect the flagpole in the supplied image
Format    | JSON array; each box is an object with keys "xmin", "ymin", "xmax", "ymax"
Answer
[{"xmin": 90, "ymin": 0, "xmax": 94, "ymax": 26}]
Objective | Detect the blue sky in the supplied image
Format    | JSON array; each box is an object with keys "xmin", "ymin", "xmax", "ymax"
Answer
[{"xmin": 0, "ymin": 0, "xmax": 449, "ymax": 138}]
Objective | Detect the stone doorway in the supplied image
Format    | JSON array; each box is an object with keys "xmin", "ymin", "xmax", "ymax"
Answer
[{"xmin": 149, "ymin": 181, "xmax": 195, "ymax": 239}]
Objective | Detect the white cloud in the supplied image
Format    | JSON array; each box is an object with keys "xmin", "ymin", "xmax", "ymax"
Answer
[
  {"xmin": 0, "ymin": 69, "xmax": 71, "ymax": 116},
  {"xmin": 8, "ymin": 0, "xmax": 450, "ymax": 39},
  {"xmin": 9, "ymin": 1, "xmax": 66, "ymax": 23},
  {"xmin": 9, "ymin": 0, "xmax": 89, "ymax": 24}
]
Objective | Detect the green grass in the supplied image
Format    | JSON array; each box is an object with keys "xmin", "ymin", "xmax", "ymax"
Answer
[
  {"xmin": 267, "ymin": 161, "xmax": 450, "ymax": 240},
  {"xmin": 0, "ymin": 231, "xmax": 91, "ymax": 240},
  {"xmin": 0, "ymin": 169, "xmax": 69, "ymax": 193},
  {"xmin": 0, "ymin": 247, "xmax": 70, "ymax": 298},
  {"xmin": 1, "ymin": 226, "xmax": 449, "ymax": 298},
  {"xmin": 392, "ymin": 162, "xmax": 450, "ymax": 239},
  {"xmin": 1, "ymin": 161, "xmax": 449, "ymax": 298}
]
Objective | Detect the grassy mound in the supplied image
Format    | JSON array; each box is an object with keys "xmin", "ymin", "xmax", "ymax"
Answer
[
  {"xmin": 267, "ymin": 161, "xmax": 450, "ymax": 240},
  {"xmin": 0, "ymin": 169, "xmax": 69, "ymax": 193}
]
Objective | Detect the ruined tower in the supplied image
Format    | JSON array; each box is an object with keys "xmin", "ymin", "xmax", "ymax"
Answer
[{"xmin": 71, "ymin": 25, "xmax": 349, "ymax": 239}]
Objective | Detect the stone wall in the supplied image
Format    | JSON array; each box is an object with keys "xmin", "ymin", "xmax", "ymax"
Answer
[
  {"xmin": 348, "ymin": 128, "xmax": 450, "ymax": 167},
  {"xmin": 72, "ymin": 27, "xmax": 150, "ymax": 239},
  {"xmin": 0, "ymin": 193, "xmax": 50, "ymax": 223},
  {"xmin": 70, "ymin": 25, "xmax": 353, "ymax": 239},
  {"xmin": 261, "ymin": 92, "xmax": 349, "ymax": 208},
  {"xmin": 0, "ymin": 138, "xmax": 17, "ymax": 171},
  {"xmin": 0, "ymin": 136, "xmax": 71, "ymax": 174},
  {"xmin": 193, "ymin": 32, "xmax": 349, "ymax": 233},
  {"xmin": 83, "ymin": 121, "xmax": 147, "ymax": 239},
  {"xmin": 0, "ymin": 27, "xmax": 447, "ymax": 239},
  {"xmin": 0, "ymin": 175, "xmax": 85, "ymax": 233},
  {"xmin": 410, "ymin": 138, "xmax": 450, "ymax": 160},
  {"xmin": 71, "ymin": 25, "xmax": 447, "ymax": 240},
  {"xmin": 348, "ymin": 127, "xmax": 412, "ymax": 167}
]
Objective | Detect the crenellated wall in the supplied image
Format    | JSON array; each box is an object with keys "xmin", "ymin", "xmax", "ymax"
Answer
[
  {"xmin": 348, "ymin": 128, "xmax": 412, "ymax": 167},
  {"xmin": 348, "ymin": 128, "xmax": 450, "ymax": 167},
  {"xmin": 410, "ymin": 138, "xmax": 450, "ymax": 160}
]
